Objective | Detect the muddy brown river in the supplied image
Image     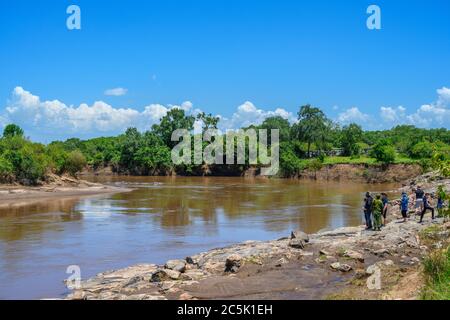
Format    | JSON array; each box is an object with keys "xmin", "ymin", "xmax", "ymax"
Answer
[{"xmin": 0, "ymin": 176, "xmax": 399, "ymax": 299}]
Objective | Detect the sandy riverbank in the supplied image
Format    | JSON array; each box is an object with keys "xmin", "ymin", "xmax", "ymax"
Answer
[
  {"xmin": 0, "ymin": 174, "xmax": 132, "ymax": 209},
  {"xmin": 65, "ymin": 174, "xmax": 450, "ymax": 300}
]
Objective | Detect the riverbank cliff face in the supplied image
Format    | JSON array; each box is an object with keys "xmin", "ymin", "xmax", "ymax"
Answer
[
  {"xmin": 82, "ymin": 163, "xmax": 423, "ymax": 183},
  {"xmin": 66, "ymin": 175, "xmax": 449, "ymax": 300}
]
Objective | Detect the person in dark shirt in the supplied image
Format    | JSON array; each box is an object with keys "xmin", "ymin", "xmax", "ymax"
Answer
[
  {"xmin": 415, "ymin": 186, "xmax": 425, "ymax": 215},
  {"xmin": 381, "ymin": 193, "xmax": 389, "ymax": 225},
  {"xmin": 419, "ymin": 193, "xmax": 435, "ymax": 223},
  {"xmin": 363, "ymin": 192, "xmax": 373, "ymax": 230}
]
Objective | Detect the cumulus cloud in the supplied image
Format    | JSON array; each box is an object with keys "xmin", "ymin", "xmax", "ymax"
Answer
[
  {"xmin": 0, "ymin": 115, "xmax": 7, "ymax": 130},
  {"xmin": 336, "ymin": 87, "xmax": 450, "ymax": 129},
  {"xmin": 1, "ymin": 87, "xmax": 294, "ymax": 141},
  {"xmin": 104, "ymin": 87, "xmax": 128, "ymax": 96},
  {"xmin": 2, "ymin": 87, "xmax": 195, "ymax": 140},
  {"xmin": 337, "ymin": 107, "xmax": 370, "ymax": 125},
  {"xmin": 380, "ymin": 106, "xmax": 406, "ymax": 123},
  {"xmin": 219, "ymin": 101, "xmax": 295, "ymax": 131},
  {"xmin": 405, "ymin": 87, "xmax": 450, "ymax": 128}
]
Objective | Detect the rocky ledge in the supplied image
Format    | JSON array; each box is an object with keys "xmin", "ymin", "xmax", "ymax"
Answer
[{"xmin": 66, "ymin": 214, "xmax": 449, "ymax": 300}]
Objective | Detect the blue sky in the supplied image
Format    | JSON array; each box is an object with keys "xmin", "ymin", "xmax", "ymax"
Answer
[{"xmin": 0, "ymin": 0, "xmax": 449, "ymax": 142}]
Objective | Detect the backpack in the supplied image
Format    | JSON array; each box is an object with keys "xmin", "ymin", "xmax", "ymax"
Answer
[{"xmin": 365, "ymin": 196, "xmax": 373, "ymax": 210}]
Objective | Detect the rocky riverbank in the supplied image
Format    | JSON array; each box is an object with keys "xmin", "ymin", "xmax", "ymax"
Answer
[
  {"xmin": 66, "ymin": 218, "xmax": 449, "ymax": 300},
  {"xmin": 66, "ymin": 175, "xmax": 449, "ymax": 300}
]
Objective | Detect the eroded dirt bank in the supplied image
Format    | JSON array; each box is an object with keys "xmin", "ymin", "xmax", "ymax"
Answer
[
  {"xmin": 299, "ymin": 164, "xmax": 423, "ymax": 183},
  {"xmin": 82, "ymin": 163, "xmax": 424, "ymax": 183},
  {"xmin": 66, "ymin": 175, "xmax": 449, "ymax": 300}
]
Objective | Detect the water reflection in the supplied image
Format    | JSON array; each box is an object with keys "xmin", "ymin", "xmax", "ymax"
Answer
[{"xmin": 0, "ymin": 176, "xmax": 398, "ymax": 299}]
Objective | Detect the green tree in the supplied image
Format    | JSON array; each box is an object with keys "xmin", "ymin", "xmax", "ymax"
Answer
[
  {"xmin": 4, "ymin": 143, "xmax": 48, "ymax": 184},
  {"xmin": 119, "ymin": 128, "xmax": 142, "ymax": 172},
  {"xmin": 152, "ymin": 109, "xmax": 195, "ymax": 147},
  {"xmin": 196, "ymin": 112, "xmax": 220, "ymax": 133},
  {"xmin": 340, "ymin": 123, "xmax": 363, "ymax": 156},
  {"xmin": 135, "ymin": 145, "xmax": 172, "ymax": 174},
  {"xmin": 3, "ymin": 124, "xmax": 24, "ymax": 138},
  {"xmin": 0, "ymin": 155, "xmax": 13, "ymax": 182},
  {"xmin": 260, "ymin": 116, "xmax": 291, "ymax": 142},
  {"xmin": 63, "ymin": 150, "xmax": 87, "ymax": 176},
  {"xmin": 410, "ymin": 141, "xmax": 434, "ymax": 159},
  {"xmin": 370, "ymin": 140, "xmax": 396, "ymax": 164},
  {"xmin": 292, "ymin": 105, "xmax": 331, "ymax": 157}
]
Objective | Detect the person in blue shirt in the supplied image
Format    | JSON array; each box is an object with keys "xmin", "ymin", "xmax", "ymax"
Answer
[{"xmin": 400, "ymin": 192, "xmax": 409, "ymax": 222}]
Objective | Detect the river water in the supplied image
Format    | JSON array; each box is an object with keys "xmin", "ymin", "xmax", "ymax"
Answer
[{"xmin": 0, "ymin": 176, "xmax": 398, "ymax": 299}]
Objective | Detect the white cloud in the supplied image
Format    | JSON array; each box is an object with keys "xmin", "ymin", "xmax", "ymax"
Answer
[
  {"xmin": 219, "ymin": 101, "xmax": 295, "ymax": 130},
  {"xmin": 403, "ymin": 87, "xmax": 449, "ymax": 128},
  {"xmin": 406, "ymin": 103, "xmax": 450, "ymax": 127},
  {"xmin": 337, "ymin": 86, "xmax": 450, "ymax": 129},
  {"xmin": 104, "ymin": 87, "xmax": 128, "ymax": 96},
  {"xmin": 2, "ymin": 87, "xmax": 196, "ymax": 140},
  {"xmin": 0, "ymin": 115, "xmax": 7, "ymax": 130},
  {"xmin": 437, "ymin": 87, "xmax": 450, "ymax": 104},
  {"xmin": 337, "ymin": 107, "xmax": 370, "ymax": 124},
  {"xmin": 1, "ymin": 87, "xmax": 294, "ymax": 141},
  {"xmin": 380, "ymin": 106, "xmax": 406, "ymax": 123}
]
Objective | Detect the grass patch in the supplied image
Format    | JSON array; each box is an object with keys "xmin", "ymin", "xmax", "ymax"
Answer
[
  {"xmin": 421, "ymin": 246, "xmax": 450, "ymax": 300},
  {"xmin": 419, "ymin": 224, "xmax": 450, "ymax": 300},
  {"xmin": 322, "ymin": 156, "xmax": 419, "ymax": 166}
]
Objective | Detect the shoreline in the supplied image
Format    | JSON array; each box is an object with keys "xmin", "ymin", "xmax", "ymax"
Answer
[
  {"xmin": 65, "ymin": 175, "xmax": 450, "ymax": 300},
  {"xmin": 0, "ymin": 176, "xmax": 133, "ymax": 209}
]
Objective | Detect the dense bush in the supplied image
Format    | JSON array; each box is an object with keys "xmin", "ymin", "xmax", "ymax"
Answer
[
  {"xmin": 0, "ymin": 155, "xmax": 13, "ymax": 182},
  {"xmin": 64, "ymin": 150, "xmax": 87, "ymax": 176},
  {"xmin": 409, "ymin": 141, "xmax": 434, "ymax": 159},
  {"xmin": 369, "ymin": 140, "xmax": 396, "ymax": 164}
]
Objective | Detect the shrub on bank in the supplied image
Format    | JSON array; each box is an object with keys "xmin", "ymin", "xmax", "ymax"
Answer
[{"xmin": 421, "ymin": 246, "xmax": 450, "ymax": 300}]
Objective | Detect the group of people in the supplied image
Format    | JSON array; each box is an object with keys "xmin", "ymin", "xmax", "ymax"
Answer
[
  {"xmin": 363, "ymin": 192, "xmax": 389, "ymax": 231},
  {"xmin": 363, "ymin": 185, "xmax": 447, "ymax": 231}
]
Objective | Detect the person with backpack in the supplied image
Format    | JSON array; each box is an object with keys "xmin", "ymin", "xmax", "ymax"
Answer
[
  {"xmin": 363, "ymin": 192, "xmax": 373, "ymax": 230},
  {"xmin": 419, "ymin": 193, "xmax": 435, "ymax": 223},
  {"xmin": 400, "ymin": 191, "xmax": 409, "ymax": 222}
]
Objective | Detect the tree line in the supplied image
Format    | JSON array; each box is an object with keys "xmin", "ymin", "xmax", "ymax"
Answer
[{"xmin": 1, "ymin": 105, "xmax": 449, "ymax": 184}]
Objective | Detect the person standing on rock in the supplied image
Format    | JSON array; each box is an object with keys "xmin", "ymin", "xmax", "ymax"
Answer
[
  {"xmin": 415, "ymin": 186, "xmax": 425, "ymax": 215},
  {"xmin": 400, "ymin": 191, "xmax": 409, "ymax": 222},
  {"xmin": 437, "ymin": 186, "xmax": 446, "ymax": 217},
  {"xmin": 381, "ymin": 193, "xmax": 389, "ymax": 226},
  {"xmin": 419, "ymin": 193, "xmax": 435, "ymax": 223},
  {"xmin": 363, "ymin": 192, "xmax": 374, "ymax": 230},
  {"xmin": 372, "ymin": 194, "xmax": 383, "ymax": 231}
]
